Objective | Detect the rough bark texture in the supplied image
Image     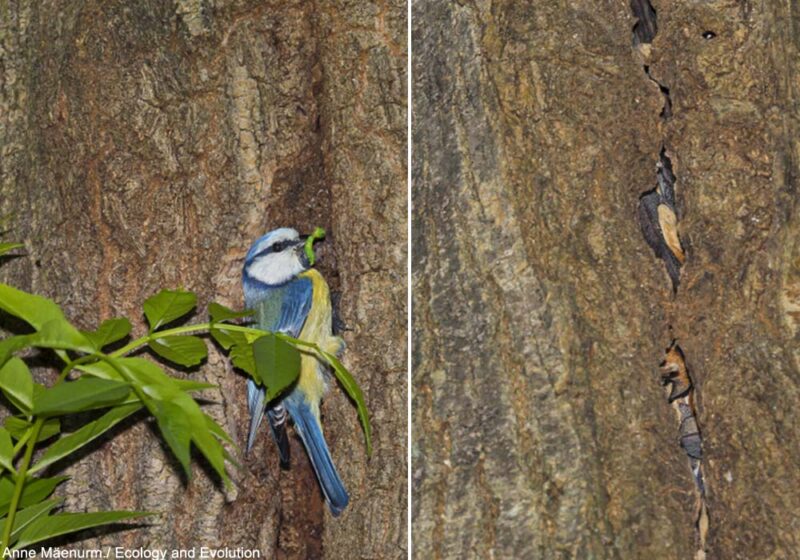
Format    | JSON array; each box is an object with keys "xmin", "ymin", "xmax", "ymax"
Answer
[
  {"xmin": 413, "ymin": 1, "xmax": 799, "ymax": 559},
  {"xmin": 1, "ymin": 0, "xmax": 406, "ymax": 557}
]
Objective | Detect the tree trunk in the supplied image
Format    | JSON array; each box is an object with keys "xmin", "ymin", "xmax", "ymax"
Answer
[
  {"xmin": 0, "ymin": 1, "xmax": 406, "ymax": 557},
  {"xmin": 412, "ymin": 1, "xmax": 799, "ymax": 559}
]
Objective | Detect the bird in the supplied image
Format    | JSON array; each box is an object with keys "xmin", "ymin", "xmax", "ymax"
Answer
[
  {"xmin": 638, "ymin": 151, "xmax": 686, "ymax": 292},
  {"xmin": 242, "ymin": 227, "xmax": 349, "ymax": 516}
]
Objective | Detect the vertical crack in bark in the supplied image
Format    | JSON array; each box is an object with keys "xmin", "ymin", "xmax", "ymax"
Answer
[
  {"xmin": 660, "ymin": 342, "xmax": 709, "ymax": 559},
  {"xmin": 629, "ymin": 5, "xmax": 709, "ymax": 558},
  {"xmin": 644, "ymin": 66, "xmax": 672, "ymax": 120},
  {"xmin": 638, "ymin": 148, "xmax": 684, "ymax": 292},
  {"xmin": 630, "ymin": 0, "xmax": 657, "ymax": 46}
]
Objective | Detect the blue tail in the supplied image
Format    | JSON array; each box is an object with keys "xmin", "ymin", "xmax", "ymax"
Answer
[{"xmin": 285, "ymin": 398, "xmax": 349, "ymax": 516}]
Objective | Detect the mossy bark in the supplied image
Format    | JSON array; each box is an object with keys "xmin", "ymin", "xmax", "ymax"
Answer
[{"xmin": 0, "ymin": 1, "xmax": 406, "ymax": 557}]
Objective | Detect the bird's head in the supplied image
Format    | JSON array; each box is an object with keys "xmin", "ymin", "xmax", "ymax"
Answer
[{"xmin": 243, "ymin": 228, "xmax": 310, "ymax": 286}]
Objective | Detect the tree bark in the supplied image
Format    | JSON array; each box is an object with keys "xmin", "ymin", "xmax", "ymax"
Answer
[
  {"xmin": 0, "ymin": 1, "xmax": 406, "ymax": 557},
  {"xmin": 412, "ymin": 1, "xmax": 799, "ymax": 559}
]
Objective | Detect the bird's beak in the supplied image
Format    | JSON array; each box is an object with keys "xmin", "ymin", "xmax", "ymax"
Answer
[{"xmin": 297, "ymin": 237, "xmax": 312, "ymax": 268}]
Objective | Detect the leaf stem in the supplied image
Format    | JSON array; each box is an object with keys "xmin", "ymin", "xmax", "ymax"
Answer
[
  {"xmin": 0, "ymin": 417, "xmax": 42, "ymax": 547},
  {"xmin": 11, "ymin": 431, "xmax": 31, "ymax": 456},
  {"xmin": 0, "ymin": 358, "xmax": 83, "ymax": 548},
  {"xmin": 104, "ymin": 321, "xmax": 370, "ymax": 453},
  {"xmin": 108, "ymin": 322, "xmax": 306, "ymax": 358}
]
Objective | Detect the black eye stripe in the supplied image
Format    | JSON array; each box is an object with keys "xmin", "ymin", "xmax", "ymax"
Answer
[
  {"xmin": 249, "ymin": 238, "xmax": 297, "ymax": 261},
  {"xmin": 273, "ymin": 239, "xmax": 295, "ymax": 252}
]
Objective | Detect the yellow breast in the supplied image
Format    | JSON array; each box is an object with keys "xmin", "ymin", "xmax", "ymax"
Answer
[{"xmin": 296, "ymin": 269, "xmax": 345, "ymax": 412}]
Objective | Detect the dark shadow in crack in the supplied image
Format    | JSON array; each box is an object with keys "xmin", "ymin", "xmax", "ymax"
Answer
[{"xmin": 630, "ymin": 0, "xmax": 657, "ymax": 45}]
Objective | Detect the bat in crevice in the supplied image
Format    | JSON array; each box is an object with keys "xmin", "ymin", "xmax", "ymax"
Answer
[
  {"xmin": 659, "ymin": 340, "xmax": 709, "ymax": 559},
  {"xmin": 639, "ymin": 149, "xmax": 686, "ymax": 292}
]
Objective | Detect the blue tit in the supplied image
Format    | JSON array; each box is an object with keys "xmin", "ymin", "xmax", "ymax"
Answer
[{"xmin": 242, "ymin": 227, "xmax": 349, "ymax": 516}]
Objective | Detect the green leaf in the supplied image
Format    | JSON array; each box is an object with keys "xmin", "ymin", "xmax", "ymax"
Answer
[
  {"xmin": 74, "ymin": 361, "xmax": 124, "ymax": 382},
  {"xmin": 174, "ymin": 379, "xmax": 217, "ymax": 392},
  {"xmin": 149, "ymin": 336, "xmax": 207, "ymax": 367},
  {"xmin": 209, "ymin": 325, "xmax": 252, "ymax": 351},
  {"xmin": 4, "ymin": 417, "xmax": 60, "ymax": 443},
  {"xmin": 253, "ymin": 334, "xmax": 301, "ymax": 402},
  {"xmin": 209, "ymin": 327, "xmax": 234, "ymax": 350},
  {"xmin": 77, "ymin": 360, "xmax": 215, "ymax": 393},
  {"xmin": 5, "ymin": 498, "xmax": 64, "ymax": 544},
  {"xmin": 0, "ymin": 428, "xmax": 14, "ymax": 473},
  {"xmin": 203, "ymin": 416, "xmax": 240, "ymax": 468},
  {"xmin": 0, "ymin": 242, "xmax": 24, "ymax": 257},
  {"xmin": 208, "ymin": 302, "xmax": 254, "ymax": 324},
  {"xmin": 230, "ymin": 340, "xmax": 256, "ymax": 376},
  {"xmin": 30, "ymin": 319, "xmax": 94, "ymax": 354},
  {"xmin": 107, "ymin": 357, "xmax": 179, "ymax": 392},
  {"xmin": 33, "ymin": 377, "xmax": 130, "ymax": 416},
  {"xmin": 149, "ymin": 395, "xmax": 229, "ymax": 486},
  {"xmin": 205, "ymin": 415, "xmax": 234, "ymax": 445},
  {"xmin": 0, "ymin": 476, "xmax": 69, "ymax": 517},
  {"xmin": 190, "ymin": 412, "xmax": 230, "ymax": 486},
  {"xmin": 223, "ymin": 327, "xmax": 265, "ymax": 375},
  {"xmin": 0, "ymin": 283, "xmax": 67, "ymax": 330},
  {"xmin": 0, "ymin": 336, "xmax": 28, "ymax": 369},
  {"xmin": 0, "ymin": 321, "xmax": 93, "ymax": 368},
  {"xmin": 0, "ymin": 357, "xmax": 34, "ymax": 413},
  {"xmin": 321, "ymin": 350, "xmax": 372, "ymax": 456},
  {"xmin": 143, "ymin": 289, "xmax": 197, "ymax": 332},
  {"xmin": 18, "ymin": 477, "xmax": 69, "ymax": 510},
  {"xmin": 107, "ymin": 358, "xmax": 232, "ymax": 487},
  {"xmin": 152, "ymin": 400, "xmax": 192, "ymax": 478},
  {"xmin": 13, "ymin": 510, "xmax": 153, "ymax": 549},
  {"xmin": 82, "ymin": 318, "xmax": 132, "ymax": 350},
  {"xmin": 30, "ymin": 403, "xmax": 143, "ymax": 474}
]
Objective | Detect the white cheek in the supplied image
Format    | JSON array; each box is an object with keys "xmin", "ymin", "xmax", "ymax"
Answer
[{"xmin": 249, "ymin": 252, "xmax": 305, "ymax": 285}]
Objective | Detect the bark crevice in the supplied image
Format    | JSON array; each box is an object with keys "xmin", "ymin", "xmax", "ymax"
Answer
[{"xmin": 630, "ymin": 4, "xmax": 708, "ymax": 557}]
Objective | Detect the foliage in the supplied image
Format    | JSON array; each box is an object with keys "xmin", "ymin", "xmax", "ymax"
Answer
[{"xmin": 0, "ymin": 241, "xmax": 371, "ymax": 549}]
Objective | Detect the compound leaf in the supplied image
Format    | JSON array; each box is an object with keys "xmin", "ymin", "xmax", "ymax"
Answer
[{"xmin": 143, "ymin": 289, "xmax": 196, "ymax": 332}]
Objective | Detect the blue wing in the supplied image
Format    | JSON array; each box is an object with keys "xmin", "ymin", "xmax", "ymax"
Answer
[
  {"xmin": 273, "ymin": 278, "xmax": 313, "ymax": 337},
  {"xmin": 245, "ymin": 277, "xmax": 313, "ymax": 455},
  {"xmin": 244, "ymin": 276, "xmax": 313, "ymax": 336}
]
